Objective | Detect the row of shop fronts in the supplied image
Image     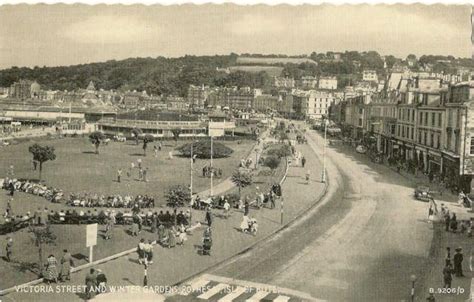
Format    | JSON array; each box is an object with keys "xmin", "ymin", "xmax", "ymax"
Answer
[{"xmin": 340, "ymin": 124, "xmax": 472, "ymax": 193}]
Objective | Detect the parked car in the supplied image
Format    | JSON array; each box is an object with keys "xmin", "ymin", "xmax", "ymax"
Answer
[
  {"xmin": 356, "ymin": 145, "xmax": 367, "ymax": 154},
  {"xmin": 414, "ymin": 185, "xmax": 432, "ymax": 202}
]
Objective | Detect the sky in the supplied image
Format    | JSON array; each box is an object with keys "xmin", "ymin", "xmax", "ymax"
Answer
[{"xmin": 0, "ymin": 4, "xmax": 472, "ymax": 69}]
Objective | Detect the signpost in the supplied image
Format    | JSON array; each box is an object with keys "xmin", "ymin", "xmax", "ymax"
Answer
[{"xmin": 86, "ymin": 223, "xmax": 98, "ymax": 263}]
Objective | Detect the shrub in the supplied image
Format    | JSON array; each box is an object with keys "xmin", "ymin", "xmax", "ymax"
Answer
[
  {"xmin": 166, "ymin": 185, "xmax": 191, "ymax": 208},
  {"xmin": 177, "ymin": 139, "xmax": 234, "ymax": 159}
]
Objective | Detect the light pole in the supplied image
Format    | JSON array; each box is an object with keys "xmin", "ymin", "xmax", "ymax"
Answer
[
  {"xmin": 210, "ymin": 135, "xmax": 214, "ymax": 197},
  {"xmin": 321, "ymin": 119, "xmax": 329, "ymax": 183},
  {"xmin": 410, "ymin": 274, "xmax": 417, "ymax": 302},
  {"xmin": 254, "ymin": 148, "xmax": 260, "ymax": 170}
]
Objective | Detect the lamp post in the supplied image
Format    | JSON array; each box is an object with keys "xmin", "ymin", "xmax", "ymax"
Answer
[
  {"xmin": 321, "ymin": 119, "xmax": 329, "ymax": 183},
  {"xmin": 210, "ymin": 135, "xmax": 214, "ymax": 197},
  {"xmin": 190, "ymin": 136, "xmax": 194, "ymax": 224},
  {"xmin": 410, "ymin": 274, "xmax": 417, "ymax": 302},
  {"xmin": 254, "ymin": 148, "xmax": 260, "ymax": 170}
]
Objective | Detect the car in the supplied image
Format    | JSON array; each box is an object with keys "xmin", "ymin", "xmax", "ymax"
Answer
[{"xmin": 414, "ymin": 185, "xmax": 432, "ymax": 202}]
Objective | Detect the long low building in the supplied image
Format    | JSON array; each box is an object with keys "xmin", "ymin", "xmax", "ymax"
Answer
[{"xmin": 97, "ymin": 118, "xmax": 236, "ymax": 138}]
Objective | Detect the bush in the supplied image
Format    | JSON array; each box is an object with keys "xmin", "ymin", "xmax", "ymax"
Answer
[
  {"xmin": 165, "ymin": 185, "xmax": 191, "ymax": 208},
  {"xmin": 266, "ymin": 144, "xmax": 292, "ymax": 158},
  {"xmin": 177, "ymin": 139, "xmax": 234, "ymax": 159}
]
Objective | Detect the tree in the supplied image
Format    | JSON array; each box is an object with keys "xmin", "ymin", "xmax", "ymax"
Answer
[
  {"xmin": 171, "ymin": 129, "xmax": 182, "ymax": 145},
  {"xmin": 263, "ymin": 155, "xmax": 281, "ymax": 175},
  {"xmin": 166, "ymin": 185, "xmax": 191, "ymax": 225},
  {"xmin": 131, "ymin": 128, "xmax": 142, "ymax": 145},
  {"xmin": 143, "ymin": 134, "xmax": 154, "ymax": 156},
  {"xmin": 29, "ymin": 224, "xmax": 57, "ymax": 276},
  {"xmin": 89, "ymin": 131, "xmax": 105, "ymax": 154},
  {"xmin": 231, "ymin": 170, "xmax": 253, "ymax": 198},
  {"xmin": 28, "ymin": 144, "xmax": 56, "ymax": 181}
]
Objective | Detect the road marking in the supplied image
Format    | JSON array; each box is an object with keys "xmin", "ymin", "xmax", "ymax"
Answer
[
  {"xmin": 182, "ymin": 279, "xmax": 210, "ymax": 296},
  {"xmin": 197, "ymin": 283, "xmax": 228, "ymax": 299},
  {"xmin": 218, "ymin": 286, "xmax": 247, "ymax": 302},
  {"xmin": 273, "ymin": 295, "xmax": 291, "ymax": 302},
  {"xmin": 245, "ymin": 290, "xmax": 269, "ymax": 301}
]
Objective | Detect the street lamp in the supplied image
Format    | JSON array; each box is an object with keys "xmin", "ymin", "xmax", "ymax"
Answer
[
  {"xmin": 321, "ymin": 119, "xmax": 329, "ymax": 183},
  {"xmin": 410, "ymin": 274, "xmax": 417, "ymax": 302},
  {"xmin": 254, "ymin": 148, "xmax": 260, "ymax": 170}
]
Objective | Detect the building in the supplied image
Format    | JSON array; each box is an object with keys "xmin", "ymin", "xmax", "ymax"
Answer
[
  {"xmin": 318, "ymin": 76, "xmax": 338, "ymax": 90},
  {"xmin": 207, "ymin": 87, "xmax": 257, "ymax": 110},
  {"xmin": 254, "ymin": 94, "xmax": 279, "ymax": 112},
  {"xmin": 9, "ymin": 80, "xmax": 33, "ymax": 99},
  {"xmin": 188, "ymin": 85, "xmax": 211, "ymax": 109},
  {"xmin": 362, "ymin": 70, "xmax": 378, "ymax": 82},
  {"xmin": 273, "ymin": 77, "xmax": 295, "ymax": 89},
  {"xmin": 298, "ymin": 76, "xmax": 318, "ymax": 89}
]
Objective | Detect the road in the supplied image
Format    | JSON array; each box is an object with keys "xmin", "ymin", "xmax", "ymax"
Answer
[{"xmin": 211, "ymin": 126, "xmax": 434, "ymax": 301}]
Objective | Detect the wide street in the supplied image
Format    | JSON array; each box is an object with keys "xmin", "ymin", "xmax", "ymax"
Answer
[{"xmin": 211, "ymin": 124, "xmax": 438, "ymax": 301}]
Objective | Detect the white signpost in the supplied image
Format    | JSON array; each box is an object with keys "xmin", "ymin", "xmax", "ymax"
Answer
[{"xmin": 86, "ymin": 223, "xmax": 98, "ymax": 263}]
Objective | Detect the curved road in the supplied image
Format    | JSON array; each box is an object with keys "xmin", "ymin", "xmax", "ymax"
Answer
[{"xmin": 211, "ymin": 127, "xmax": 433, "ymax": 301}]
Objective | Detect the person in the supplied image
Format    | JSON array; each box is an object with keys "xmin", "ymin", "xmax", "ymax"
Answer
[
  {"xmin": 157, "ymin": 224, "xmax": 168, "ymax": 246},
  {"xmin": 442, "ymin": 263, "xmax": 453, "ymax": 288},
  {"xmin": 205, "ymin": 208, "xmax": 212, "ymax": 227},
  {"xmin": 137, "ymin": 158, "xmax": 142, "ymax": 169},
  {"xmin": 96, "ymin": 269, "xmax": 107, "ymax": 294},
  {"xmin": 306, "ymin": 170, "xmax": 311, "ymax": 184},
  {"xmin": 137, "ymin": 239, "xmax": 146, "ymax": 264},
  {"xmin": 168, "ymin": 227, "xmax": 176, "ymax": 248},
  {"xmin": 453, "ymin": 247, "xmax": 464, "ymax": 277},
  {"xmin": 202, "ymin": 227, "xmax": 212, "ymax": 256},
  {"xmin": 240, "ymin": 215, "xmax": 250, "ymax": 233},
  {"xmin": 151, "ymin": 213, "xmax": 158, "ymax": 233},
  {"xmin": 5, "ymin": 237, "xmax": 13, "ymax": 262},
  {"xmin": 44, "ymin": 254, "xmax": 59, "ymax": 283},
  {"xmin": 244, "ymin": 200, "xmax": 250, "ymax": 216},
  {"xmin": 301, "ymin": 156, "xmax": 306, "ymax": 168},
  {"xmin": 223, "ymin": 200, "xmax": 230, "ymax": 218},
  {"xmin": 445, "ymin": 212, "xmax": 451, "ymax": 232},
  {"xmin": 428, "ymin": 206, "xmax": 435, "ymax": 224},
  {"xmin": 426, "ymin": 293, "xmax": 435, "ymax": 302},
  {"xmin": 158, "ymin": 142, "xmax": 162, "ymax": 151},
  {"xmin": 117, "ymin": 168, "xmax": 122, "ymax": 183},
  {"xmin": 450, "ymin": 213, "xmax": 457, "ymax": 233},
  {"xmin": 143, "ymin": 167, "xmax": 148, "ymax": 182},
  {"xmin": 104, "ymin": 217, "xmax": 114, "ymax": 240},
  {"xmin": 85, "ymin": 268, "xmax": 98, "ymax": 300},
  {"xmin": 60, "ymin": 249, "xmax": 73, "ymax": 282},
  {"xmin": 153, "ymin": 145, "xmax": 158, "ymax": 158},
  {"xmin": 144, "ymin": 240, "xmax": 153, "ymax": 264},
  {"xmin": 138, "ymin": 168, "xmax": 143, "ymax": 181},
  {"xmin": 445, "ymin": 247, "xmax": 451, "ymax": 266}
]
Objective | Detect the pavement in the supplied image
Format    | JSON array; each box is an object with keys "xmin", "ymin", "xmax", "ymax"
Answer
[{"xmin": 2, "ymin": 129, "xmax": 326, "ymax": 302}]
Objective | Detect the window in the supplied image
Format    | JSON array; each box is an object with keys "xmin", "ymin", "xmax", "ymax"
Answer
[
  {"xmin": 411, "ymin": 127, "xmax": 414, "ymax": 140},
  {"xmin": 419, "ymin": 112, "xmax": 423, "ymax": 125},
  {"xmin": 431, "ymin": 113, "xmax": 436, "ymax": 126},
  {"xmin": 438, "ymin": 113, "xmax": 442, "ymax": 127},
  {"xmin": 437, "ymin": 135, "xmax": 440, "ymax": 149},
  {"xmin": 430, "ymin": 133, "xmax": 434, "ymax": 147},
  {"xmin": 402, "ymin": 126, "xmax": 405, "ymax": 137},
  {"xmin": 418, "ymin": 131, "xmax": 422, "ymax": 143},
  {"xmin": 423, "ymin": 132, "xmax": 427, "ymax": 145},
  {"xmin": 425, "ymin": 112, "xmax": 429, "ymax": 126},
  {"xmin": 397, "ymin": 125, "xmax": 400, "ymax": 136},
  {"xmin": 471, "ymin": 137, "xmax": 474, "ymax": 155}
]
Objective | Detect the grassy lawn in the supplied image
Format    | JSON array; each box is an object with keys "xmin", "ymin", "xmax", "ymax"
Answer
[
  {"xmin": 0, "ymin": 136, "xmax": 294, "ymax": 290},
  {"xmin": 0, "ymin": 136, "xmax": 256, "ymax": 289},
  {"xmin": 0, "ymin": 137, "xmax": 254, "ymax": 204}
]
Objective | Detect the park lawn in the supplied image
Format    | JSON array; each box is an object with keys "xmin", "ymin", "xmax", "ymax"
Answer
[
  {"xmin": 0, "ymin": 136, "xmax": 292, "ymax": 290},
  {"xmin": 0, "ymin": 137, "xmax": 254, "ymax": 203}
]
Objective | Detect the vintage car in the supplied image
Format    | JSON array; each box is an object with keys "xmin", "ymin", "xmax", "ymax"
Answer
[{"xmin": 414, "ymin": 185, "xmax": 432, "ymax": 202}]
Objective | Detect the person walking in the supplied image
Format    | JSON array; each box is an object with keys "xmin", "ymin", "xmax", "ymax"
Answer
[
  {"xmin": 453, "ymin": 247, "xmax": 464, "ymax": 277},
  {"xmin": 117, "ymin": 168, "xmax": 122, "ymax": 183},
  {"xmin": 223, "ymin": 200, "xmax": 230, "ymax": 219},
  {"xmin": 301, "ymin": 156, "xmax": 306, "ymax": 168},
  {"xmin": 85, "ymin": 268, "xmax": 98, "ymax": 300},
  {"xmin": 5, "ymin": 237, "xmax": 13, "ymax": 262},
  {"xmin": 445, "ymin": 247, "xmax": 452, "ymax": 266},
  {"xmin": 44, "ymin": 254, "xmax": 59, "ymax": 283},
  {"xmin": 153, "ymin": 145, "xmax": 158, "ymax": 158},
  {"xmin": 60, "ymin": 249, "xmax": 73, "ymax": 282},
  {"xmin": 138, "ymin": 168, "xmax": 143, "ymax": 182},
  {"xmin": 143, "ymin": 167, "xmax": 148, "ymax": 182},
  {"xmin": 205, "ymin": 208, "xmax": 212, "ymax": 227},
  {"xmin": 305, "ymin": 170, "xmax": 311, "ymax": 184},
  {"xmin": 442, "ymin": 263, "xmax": 453, "ymax": 288},
  {"xmin": 445, "ymin": 212, "xmax": 451, "ymax": 232},
  {"xmin": 244, "ymin": 200, "xmax": 249, "ymax": 216}
]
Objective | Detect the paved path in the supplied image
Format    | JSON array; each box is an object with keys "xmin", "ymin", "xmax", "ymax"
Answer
[{"xmin": 3, "ymin": 132, "xmax": 325, "ymax": 302}]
